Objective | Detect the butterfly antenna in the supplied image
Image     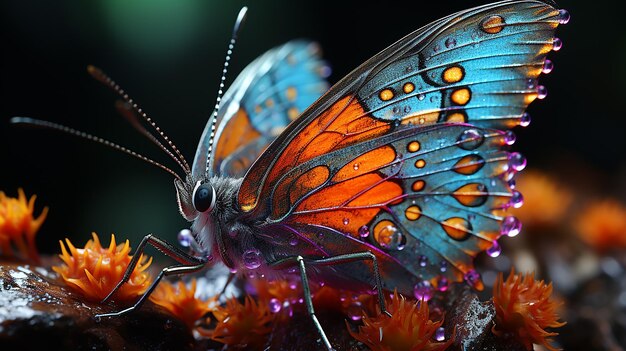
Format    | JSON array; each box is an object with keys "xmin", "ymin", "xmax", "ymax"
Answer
[
  {"xmin": 87, "ymin": 65, "xmax": 191, "ymax": 174},
  {"xmin": 204, "ymin": 6, "xmax": 248, "ymax": 177},
  {"xmin": 10, "ymin": 117, "xmax": 184, "ymax": 181}
]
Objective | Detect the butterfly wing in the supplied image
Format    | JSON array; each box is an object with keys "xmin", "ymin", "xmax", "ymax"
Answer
[
  {"xmin": 238, "ymin": 1, "xmax": 564, "ymax": 294},
  {"xmin": 191, "ymin": 41, "xmax": 329, "ymax": 179}
]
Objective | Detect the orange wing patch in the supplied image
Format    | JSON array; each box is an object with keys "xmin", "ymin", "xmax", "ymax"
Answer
[
  {"xmin": 291, "ymin": 173, "xmax": 403, "ymax": 237},
  {"xmin": 214, "ymin": 109, "xmax": 261, "ymax": 168},
  {"xmin": 240, "ymin": 96, "xmax": 391, "ymax": 212},
  {"xmin": 271, "ymin": 165, "xmax": 330, "ymax": 219},
  {"xmin": 333, "ymin": 146, "xmax": 396, "ymax": 183}
]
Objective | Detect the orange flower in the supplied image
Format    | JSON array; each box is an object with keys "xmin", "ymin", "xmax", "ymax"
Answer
[
  {"xmin": 0, "ymin": 188, "xmax": 48, "ymax": 263},
  {"xmin": 511, "ymin": 170, "xmax": 572, "ymax": 229},
  {"xmin": 201, "ymin": 295, "xmax": 274, "ymax": 349},
  {"xmin": 53, "ymin": 233, "xmax": 152, "ymax": 302},
  {"xmin": 149, "ymin": 279, "xmax": 214, "ymax": 329},
  {"xmin": 493, "ymin": 269, "xmax": 565, "ymax": 351},
  {"xmin": 575, "ymin": 199, "xmax": 626, "ymax": 251},
  {"xmin": 348, "ymin": 291, "xmax": 453, "ymax": 351}
]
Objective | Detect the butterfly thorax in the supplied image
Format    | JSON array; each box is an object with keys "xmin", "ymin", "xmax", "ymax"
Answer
[{"xmin": 177, "ymin": 175, "xmax": 279, "ymax": 273}]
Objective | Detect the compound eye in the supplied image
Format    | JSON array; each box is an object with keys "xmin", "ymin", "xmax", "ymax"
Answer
[{"xmin": 192, "ymin": 182, "xmax": 216, "ymax": 213}]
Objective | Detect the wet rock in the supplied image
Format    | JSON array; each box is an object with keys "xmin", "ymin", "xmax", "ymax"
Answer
[
  {"xmin": 443, "ymin": 286, "xmax": 527, "ymax": 351},
  {"xmin": 0, "ymin": 260, "xmax": 195, "ymax": 351}
]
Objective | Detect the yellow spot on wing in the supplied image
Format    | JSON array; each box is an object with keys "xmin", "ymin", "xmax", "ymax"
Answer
[
  {"xmin": 407, "ymin": 141, "xmax": 420, "ymax": 152},
  {"xmin": 379, "ymin": 89, "xmax": 394, "ymax": 101},
  {"xmin": 446, "ymin": 112, "xmax": 467, "ymax": 123},
  {"xmin": 442, "ymin": 217, "xmax": 471, "ymax": 241},
  {"xmin": 481, "ymin": 15, "xmax": 505, "ymax": 34},
  {"xmin": 451, "ymin": 88, "xmax": 471, "ymax": 105},
  {"xmin": 403, "ymin": 82, "xmax": 415, "ymax": 94},
  {"xmin": 412, "ymin": 180, "xmax": 425, "ymax": 192},
  {"xmin": 286, "ymin": 87, "xmax": 297, "ymax": 101},
  {"xmin": 288, "ymin": 107, "xmax": 299, "ymax": 120},
  {"xmin": 442, "ymin": 66, "xmax": 464, "ymax": 84},
  {"xmin": 405, "ymin": 205, "xmax": 422, "ymax": 221}
]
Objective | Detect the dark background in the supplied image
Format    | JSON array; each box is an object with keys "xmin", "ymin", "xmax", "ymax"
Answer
[{"xmin": 1, "ymin": 0, "xmax": 624, "ymax": 254}]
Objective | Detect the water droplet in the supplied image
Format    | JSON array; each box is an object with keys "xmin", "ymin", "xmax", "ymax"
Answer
[
  {"xmin": 417, "ymin": 94, "xmax": 425, "ymax": 101},
  {"xmin": 508, "ymin": 179, "xmax": 516, "ymax": 189},
  {"xmin": 537, "ymin": 85, "xmax": 548, "ymax": 99},
  {"xmin": 504, "ymin": 130, "xmax": 516, "ymax": 145},
  {"xmin": 440, "ymin": 261, "xmax": 448, "ymax": 273},
  {"xmin": 527, "ymin": 78, "xmax": 536, "ymax": 89},
  {"xmin": 413, "ymin": 281, "xmax": 434, "ymax": 301},
  {"xmin": 404, "ymin": 106, "xmax": 411, "ymax": 113},
  {"xmin": 552, "ymin": 37, "xmax": 563, "ymax": 51},
  {"xmin": 458, "ymin": 129, "xmax": 484, "ymax": 150},
  {"xmin": 464, "ymin": 269, "xmax": 480, "ymax": 286},
  {"xmin": 269, "ymin": 298, "xmax": 281, "ymax": 313},
  {"xmin": 508, "ymin": 152, "xmax": 527, "ymax": 172},
  {"xmin": 437, "ymin": 276, "xmax": 449, "ymax": 292},
  {"xmin": 542, "ymin": 59, "xmax": 554, "ymax": 74},
  {"xmin": 289, "ymin": 282, "xmax": 298, "ymax": 290},
  {"xmin": 501, "ymin": 216, "xmax": 522, "ymax": 237},
  {"xmin": 320, "ymin": 65, "xmax": 332, "ymax": 78},
  {"xmin": 243, "ymin": 249, "xmax": 262, "ymax": 270},
  {"xmin": 376, "ymin": 224, "xmax": 407, "ymax": 251},
  {"xmin": 177, "ymin": 229, "xmax": 193, "ymax": 247},
  {"xmin": 487, "ymin": 240, "xmax": 501, "ymax": 257},
  {"xmin": 435, "ymin": 327, "xmax": 446, "ymax": 341},
  {"xmin": 353, "ymin": 163, "xmax": 360, "ymax": 171},
  {"xmin": 510, "ymin": 190, "xmax": 524, "ymax": 209},
  {"xmin": 229, "ymin": 267, "xmax": 238, "ymax": 274},
  {"xmin": 520, "ymin": 112, "xmax": 531, "ymax": 127},
  {"xmin": 445, "ymin": 37, "xmax": 457, "ymax": 49},
  {"xmin": 558, "ymin": 9, "xmax": 570, "ymax": 24},
  {"xmin": 358, "ymin": 225, "xmax": 370, "ymax": 238},
  {"xmin": 347, "ymin": 301, "xmax": 363, "ymax": 321},
  {"xmin": 419, "ymin": 255, "xmax": 428, "ymax": 267},
  {"xmin": 433, "ymin": 44, "xmax": 441, "ymax": 53},
  {"xmin": 392, "ymin": 106, "xmax": 400, "ymax": 114},
  {"xmin": 429, "ymin": 96, "xmax": 437, "ymax": 103},
  {"xmin": 289, "ymin": 235, "xmax": 298, "ymax": 246},
  {"xmin": 343, "ymin": 218, "xmax": 350, "ymax": 225},
  {"xmin": 405, "ymin": 66, "xmax": 413, "ymax": 73}
]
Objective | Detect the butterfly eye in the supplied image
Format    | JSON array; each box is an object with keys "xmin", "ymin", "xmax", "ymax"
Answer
[{"xmin": 192, "ymin": 181, "xmax": 216, "ymax": 213}]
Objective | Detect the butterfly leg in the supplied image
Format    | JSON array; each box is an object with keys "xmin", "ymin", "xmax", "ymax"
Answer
[
  {"xmin": 95, "ymin": 262, "xmax": 205, "ymax": 318},
  {"xmin": 269, "ymin": 251, "xmax": 390, "ymax": 350},
  {"xmin": 304, "ymin": 251, "xmax": 391, "ymax": 318},
  {"xmin": 95, "ymin": 234, "xmax": 207, "ymax": 318},
  {"xmin": 296, "ymin": 256, "xmax": 333, "ymax": 350}
]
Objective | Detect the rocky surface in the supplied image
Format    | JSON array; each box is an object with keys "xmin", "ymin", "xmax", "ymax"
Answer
[{"xmin": 1, "ymin": 258, "xmax": 531, "ymax": 350}]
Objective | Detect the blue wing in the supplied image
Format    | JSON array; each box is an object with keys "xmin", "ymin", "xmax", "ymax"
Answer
[{"xmin": 191, "ymin": 40, "xmax": 329, "ymax": 179}]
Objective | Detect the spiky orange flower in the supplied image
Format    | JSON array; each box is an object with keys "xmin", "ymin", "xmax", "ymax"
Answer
[
  {"xmin": 201, "ymin": 295, "xmax": 274, "ymax": 349},
  {"xmin": 575, "ymin": 199, "xmax": 626, "ymax": 252},
  {"xmin": 348, "ymin": 291, "xmax": 453, "ymax": 351},
  {"xmin": 493, "ymin": 269, "xmax": 565, "ymax": 351},
  {"xmin": 0, "ymin": 188, "xmax": 48, "ymax": 263},
  {"xmin": 53, "ymin": 233, "xmax": 152, "ymax": 302},
  {"xmin": 512, "ymin": 170, "xmax": 573, "ymax": 229},
  {"xmin": 149, "ymin": 279, "xmax": 215, "ymax": 329}
]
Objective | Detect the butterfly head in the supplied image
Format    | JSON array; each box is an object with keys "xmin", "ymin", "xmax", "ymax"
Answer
[{"xmin": 175, "ymin": 177, "xmax": 217, "ymax": 221}]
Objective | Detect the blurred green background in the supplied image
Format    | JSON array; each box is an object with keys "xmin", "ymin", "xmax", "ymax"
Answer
[{"xmin": 1, "ymin": 0, "xmax": 624, "ymax": 254}]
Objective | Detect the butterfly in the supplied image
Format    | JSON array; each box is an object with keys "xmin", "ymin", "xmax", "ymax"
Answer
[{"xmin": 11, "ymin": 1, "xmax": 568, "ymax": 349}]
